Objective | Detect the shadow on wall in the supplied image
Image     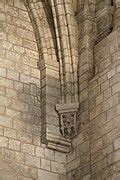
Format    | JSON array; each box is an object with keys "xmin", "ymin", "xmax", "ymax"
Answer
[
  {"xmin": 0, "ymin": 154, "xmax": 37, "ymax": 180},
  {"xmin": 16, "ymin": 82, "xmax": 41, "ymax": 142},
  {"xmin": 0, "ymin": 156, "xmax": 18, "ymax": 180},
  {"xmin": 0, "ymin": 82, "xmax": 41, "ymax": 179}
]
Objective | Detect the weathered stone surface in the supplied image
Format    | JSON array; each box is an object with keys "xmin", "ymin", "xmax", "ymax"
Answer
[{"xmin": 0, "ymin": 0, "xmax": 120, "ymax": 180}]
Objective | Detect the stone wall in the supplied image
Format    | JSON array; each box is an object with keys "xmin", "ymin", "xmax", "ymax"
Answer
[
  {"xmin": 0, "ymin": 0, "xmax": 120, "ymax": 180},
  {"xmin": 0, "ymin": 0, "xmax": 66, "ymax": 179},
  {"xmin": 89, "ymin": 29, "xmax": 120, "ymax": 180},
  {"xmin": 66, "ymin": 20, "xmax": 120, "ymax": 180}
]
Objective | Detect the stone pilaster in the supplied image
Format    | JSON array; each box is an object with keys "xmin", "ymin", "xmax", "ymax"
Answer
[{"xmin": 38, "ymin": 60, "xmax": 71, "ymax": 152}]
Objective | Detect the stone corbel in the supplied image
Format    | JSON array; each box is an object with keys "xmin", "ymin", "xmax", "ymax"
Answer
[{"xmin": 56, "ymin": 102, "xmax": 79, "ymax": 139}]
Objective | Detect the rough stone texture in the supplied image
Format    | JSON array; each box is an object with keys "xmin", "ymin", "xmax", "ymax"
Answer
[
  {"xmin": 0, "ymin": 0, "xmax": 67, "ymax": 179},
  {"xmin": 66, "ymin": 1, "xmax": 120, "ymax": 180},
  {"xmin": 0, "ymin": 0, "xmax": 120, "ymax": 180}
]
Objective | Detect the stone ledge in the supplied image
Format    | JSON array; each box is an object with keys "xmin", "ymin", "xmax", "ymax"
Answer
[
  {"xmin": 47, "ymin": 133, "xmax": 71, "ymax": 153},
  {"xmin": 56, "ymin": 102, "xmax": 79, "ymax": 113}
]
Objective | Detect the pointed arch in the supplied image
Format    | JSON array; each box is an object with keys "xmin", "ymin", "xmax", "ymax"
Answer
[{"xmin": 24, "ymin": 0, "xmax": 58, "ymax": 64}]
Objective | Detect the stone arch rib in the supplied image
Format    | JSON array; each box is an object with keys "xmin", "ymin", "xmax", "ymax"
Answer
[
  {"xmin": 52, "ymin": 0, "xmax": 79, "ymax": 104},
  {"xmin": 24, "ymin": 0, "xmax": 58, "ymax": 64}
]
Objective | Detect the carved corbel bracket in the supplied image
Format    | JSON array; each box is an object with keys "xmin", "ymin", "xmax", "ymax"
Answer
[{"xmin": 56, "ymin": 102, "xmax": 79, "ymax": 139}]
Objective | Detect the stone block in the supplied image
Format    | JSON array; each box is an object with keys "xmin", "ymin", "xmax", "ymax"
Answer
[
  {"xmin": 112, "ymin": 173, "xmax": 120, "ymax": 180},
  {"xmin": 21, "ymin": 143, "xmax": 35, "ymax": 155},
  {"xmin": 25, "ymin": 49, "xmax": 38, "ymax": 60},
  {"xmin": 89, "ymin": 86, "xmax": 100, "ymax": 100},
  {"xmin": 6, "ymin": 88, "xmax": 18, "ymax": 99},
  {"xmin": 41, "ymin": 159, "xmax": 51, "ymax": 171},
  {"xmin": 91, "ymin": 151, "xmax": 103, "ymax": 165},
  {"xmin": 110, "ymin": 73, "xmax": 120, "ymax": 86},
  {"xmin": 0, "ymin": 96, "xmax": 11, "ymax": 107},
  {"xmin": 90, "ymin": 138, "xmax": 102, "ymax": 153},
  {"xmin": 4, "ymin": 127, "xmax": 17, "ymax": 139},
  {"xmin": 36, "ymin": 146, "xmax": 44, "ymax": 158},
  {"xmin": 0, "ymin": 136, "xmax": 8, "ymax": 147},
  {"xmin": 55, "ymin": 151, "xmax": 66, "ymax": 163},
  {"xmin": 112, "ymin": 83, "xmax": 120, "ymax": 94},
  {"xmin": 0, "ymin": 12, "xmax": 6, "ymax": 21},
  {"xmin": 15, "ymin": 151, "xmax": 25, "ymax": 164},
  {"xmin": 76, "ymin": 141, "xmax": 89, "ymax": 158},
  {"xmin": 6, "ymin": 108, "xmax": 21, "ymax": 119},
  {"xmin": 47, "ymin": 124, "xmax": 60, "ymax": 135},
  {"xmin": 38, "ymin": 169, "xmax": 59, "ymax": 180},
  {"xmin": 2, "ymin": 148, "xmax": 14, "ymax": 161},
  {"xmin": 0, "ymin": 174, "xmax": 17, "ymax": 180},
  {"xmin": 7, "ymin": 69, "xmax": 19, "ymax": 81},
  {"xmin": 83, "ymin": 174, "xmax": 91, "ymax": 180},
  {"xmin": 9, "ymin": 139, "xmax": 20, "ymax": 151},
  {"xmin": 14, "ymin": 0, "xmax": 26, "ymax": 10},
  {"xmin": 0, "ymin": 77, "xmax": 14, "ymax": 89},
  {"xmin": 102, "ymin": 144, "xmax": 113, "ymax": 157},
  {"xmin": 107, "ymin": 68, "xmax": 116, "ymax": 79},
  {"xmin": 66, "ymin": 158, "xmax": 80, "ymax": 172},
  {"xmin": 102, "ymin": 120, "xmax": 115, "ymax": 134},
  {"xmin": 116, "ymin": 65, "xmax": 120, "ymax": 73},
  {"xmin": 17, "ymin": 131, "xmax": 32, "ymax": 143},
  {"xmin": 0, "ymin": 106, "xmax": 5, "ymax": 114},
  {"xmin": 51, "ymin": 161, "xmax": 66, "ymax": 174},
  {"xmin": 25, "ymin": 154, "xmax": 40, "ymax": 168},
  {"xmin": 17, "ymin": 28, "xmax": 36, "ymax": 42},
  {"xmin": 66, "ymin": 150, "xmax": 76, "ymax": 163},
  {"xmin": 103, "ymin": 129, "xmax": 120, "ymax": 147},
  {"xmin": 29, "ymin": 84, "xmax": 37, "ymax": 96},
  {"xmin": 8, "ymin": 34, "xmax": 22, "ymax": 46},
  {"xmin": 14, "ymin": 81, "xmax": 23, "ymax": 92},
  {"xmin": 79, "ymin": 89, "xmax": 88, "ymax": 102},
  {"xmin": 32, "ymin": 135, "xmax": 41, "ymax": 146},
  {"xmin": 30, "ymin": 68, "xmax": 40, "ymax": 79},
  {"xmin": 90, "ymin": 105, "xmax": 102, "ymax": 120},
  {"xmin": 101, "ymin": 80, "xmax": 110, "ymax": 92},
  {"xmin": 26, "ymin": 124, "xmax": 41, "ymax": 136},
  {"xmin": 59, "ymin": 175, "xmax": 67, "ymax": 180},
  {"xmin": 0, "ymin": 115, "xmax": 12, "ymax": 128},
  {"xmin": 112, "ymin": 150, "xmax": 120, "ymax": 163},
  {"xmin": 107, "ymin": 107, "xmax": 117, "ymax": 121},
  {"xmin": 104, "ymin": 88, "xmax": 112, "ymax": 100},
  {"xmin": 13, "ymin": 120, "xmax": 26, "ymax": 132},
  {"xmin": 0, "ymin": 126, "xmax": 3, "ymax": 136},
  {"xmin": 22, "ymin": 39, "xmax": 37, "ymax": 51},
  {"xmin": 96, "ymin": 94, "xmax": 104, "ymax": 105},
  {"xmin": 0, "ymin": 68, "xmax": 7, "ymax": 77},
  {"xmin": 11, "ymin": 99, "xmax": 28, "ymax": 113},
  {"xmin": 45, "ymin": 148, "xmax": 54, "ymax": 161},
  {"xmin": 116, "ymin": 104, "xmax": 120, "ymax": 115},
  {"xmin": 102, "ymin": 94, "xmax": 119, "ymax": 111},
  {"xmin": 114, "ymin": 138, "xmax": 120, "ymax": 150}
]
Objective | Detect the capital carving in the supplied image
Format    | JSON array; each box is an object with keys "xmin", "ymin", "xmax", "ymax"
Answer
[{"xmin": 56, "ymin": 102, "xmax": 79, "ymax": 139}]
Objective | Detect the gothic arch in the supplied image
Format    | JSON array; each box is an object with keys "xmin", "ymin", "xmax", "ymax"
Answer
[
  {"xmin": 24, "ymin": 0, "xmax": 79, "ymax": 105},
  {"xmin": 24, "ymin": 0, "xmax": 58, "ymax": 64}
]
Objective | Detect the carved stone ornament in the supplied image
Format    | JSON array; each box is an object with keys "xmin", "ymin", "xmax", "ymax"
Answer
[{"xmin": 56, "ymin": 102, "xmax": 79, "ymax": 139}]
